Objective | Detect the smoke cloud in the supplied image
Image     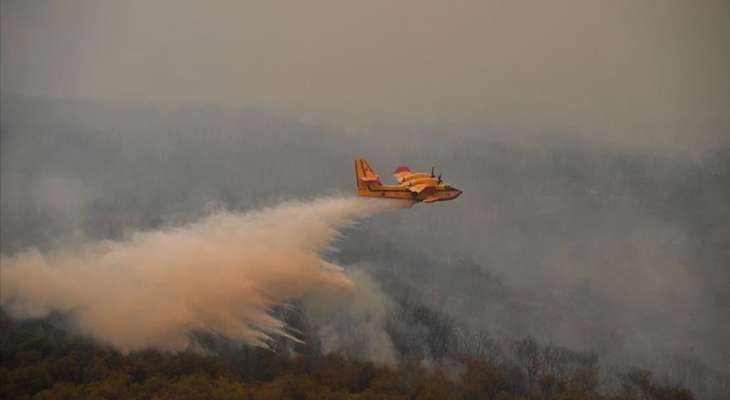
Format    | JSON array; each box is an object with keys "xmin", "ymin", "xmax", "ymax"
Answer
[
  {"xmin": 304, "ymin": 267, "xmax": 397, "ymax": 364},
  {"xmin": 0, "ymin": 196, "xmax": 403, "ymax": 352},
  {"xmin": 2, "ymin": 1, "xmax": 728, "ymax": 153}
]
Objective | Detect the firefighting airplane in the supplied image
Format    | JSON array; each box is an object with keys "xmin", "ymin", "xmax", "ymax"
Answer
[{"xmin": 355, "ymin": 159, "xmax": 462, "ymax": 204}]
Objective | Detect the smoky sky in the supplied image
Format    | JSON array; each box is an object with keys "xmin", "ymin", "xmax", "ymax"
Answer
[
  {"xmin": 1, "ymin": 0, "xmax": 729, "ymax": 393},
  {"xmin": 2, "ymin": 0, "xmax": 729, "ymax": 153},
  {"xmin": 1, "ymin": 96, "xmax": 728, "ymax": 378}
]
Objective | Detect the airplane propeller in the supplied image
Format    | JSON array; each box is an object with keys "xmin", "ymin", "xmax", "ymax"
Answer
[
  {"xmin": 431, "ymin": 167, "xmax": 435, "ymax": 177},
  {"xmin": 437, "ymin": 173, "xmax": 442, "ymax": 184}
]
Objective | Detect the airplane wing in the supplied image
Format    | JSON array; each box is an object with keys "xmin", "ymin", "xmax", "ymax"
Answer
[{"xmin": 393, "ymin": 165, "xmax": 412, "ymax": 183}]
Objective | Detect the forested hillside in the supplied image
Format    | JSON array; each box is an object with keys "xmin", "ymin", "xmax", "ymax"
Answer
[{"xmin": 0, "ymin": 308, "xmax": 699, "ymax": 400}]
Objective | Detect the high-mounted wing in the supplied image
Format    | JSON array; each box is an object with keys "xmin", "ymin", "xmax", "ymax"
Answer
[{"xmin": 393, "ymin": 165, "xmax": 412, "ymax": 183}]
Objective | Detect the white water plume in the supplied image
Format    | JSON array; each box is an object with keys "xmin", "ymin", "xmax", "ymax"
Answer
[{"xmin": 0, "ymin": 196, "xmax": 405, "ymax": 352}]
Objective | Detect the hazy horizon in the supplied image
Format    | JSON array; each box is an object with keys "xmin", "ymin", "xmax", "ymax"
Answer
[{"xmin": 3, "ymin": 1, "xmax": 729, "ymax": 154}]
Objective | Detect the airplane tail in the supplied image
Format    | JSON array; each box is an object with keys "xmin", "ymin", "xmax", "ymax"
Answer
[
  {"xmin": 355, "ymin": 159, "xmax": 381, "ymax": 191},
  {"xmin": 354, "ymin": 159, "xmax": 415, "ymax": 205}
]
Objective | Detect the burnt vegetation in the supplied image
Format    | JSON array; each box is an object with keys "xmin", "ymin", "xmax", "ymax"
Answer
[{"xmin": 1, "ymin": 301, "xmax": 717, "ymax": 400}]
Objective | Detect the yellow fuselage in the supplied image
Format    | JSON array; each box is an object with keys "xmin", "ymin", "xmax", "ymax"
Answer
[{"xmin": 355, "ymin": 159, "xmax": 462, "ymax": 204}]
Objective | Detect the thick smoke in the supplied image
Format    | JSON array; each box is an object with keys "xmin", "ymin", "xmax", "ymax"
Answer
[
  {"xmin": 304, "ymin": 267, "xmax": 397, "ymax": 364},
  {"xmin": 0, "ymin": 196, "xmax": 403, "ymax": 352}
]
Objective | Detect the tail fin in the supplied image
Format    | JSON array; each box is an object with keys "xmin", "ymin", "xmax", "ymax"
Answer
[{"xmin": 355, "ymin": 159, "xmax": 381, "ymax": 190}]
